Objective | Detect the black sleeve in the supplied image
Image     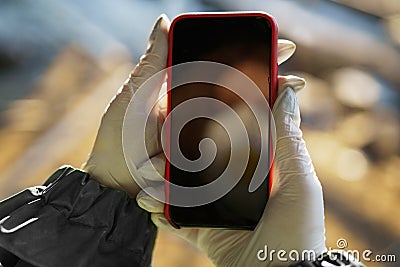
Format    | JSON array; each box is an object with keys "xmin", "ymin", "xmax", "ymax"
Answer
[{"xmin": 0, "ymin": 166, "xmax": 157, "ymax": 267}]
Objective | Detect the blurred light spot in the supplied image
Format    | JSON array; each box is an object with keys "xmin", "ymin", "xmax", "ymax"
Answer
[
  {"xmin": 333, "ymin": 68, "xmax": 381, "ymax": 108},
  {"xmin": 336, "ymin": 148, "xmax": 369, "ymax": 181}
]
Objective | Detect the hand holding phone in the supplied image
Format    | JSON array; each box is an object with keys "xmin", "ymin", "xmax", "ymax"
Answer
[
  {"xmin": 80, "ymin": 11, "xmax": 325, "ymax": 266},
  {"xmin": 135, "ymin": 13, "xmax": 325, "ymax": 266}
]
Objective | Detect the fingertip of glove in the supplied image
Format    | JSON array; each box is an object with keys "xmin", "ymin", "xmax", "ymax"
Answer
[
  {"xmin": 148, "ymin": 14, "xmax": 170, "ymax": 45},
  {"xmin": 158, "ymin": 14, "xmax": 171, "ymax": 29},
  {"xmin": 278, "ymin": 39, "xmax": 296, "ymax": 49},
  {"xmin": 129, "ymin": 15, "xmax": 170, "ymax": 91},
  {"xmin": 278, "ymin": 40, "xmax": 296, "ymax": 65},
  {"xmin": 278, "ymin": 75, "xmax": 306, "ymax": 95}
]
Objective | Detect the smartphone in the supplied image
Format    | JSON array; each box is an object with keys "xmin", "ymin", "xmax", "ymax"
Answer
[{"xmin": 165, "ymin": 12, "xmax": 278, "ymax": 230}]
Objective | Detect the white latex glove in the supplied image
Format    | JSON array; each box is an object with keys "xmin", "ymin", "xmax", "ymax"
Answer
[
  {"xmin": 137, "ymin": 77, "xmax": 326, "ymax": 267},
  {"xmin": 133, "ymin": 17, "xmax": 326, "ymax": 267},
  {"xmin": 82, "ymin": 13, "xmax": 326, "ymax": 266},
  {"xmin": 82, "ymin": 15, "xmax": 169, "ymax": 196}
]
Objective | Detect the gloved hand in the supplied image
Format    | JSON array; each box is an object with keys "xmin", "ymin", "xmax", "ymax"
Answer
[
  {"xmin": 137, "ymin": 79, "xmax": 326, "ymax": 267},
  {"xmin": 82, "ymin": 13, "xmax": 326, "ymax": 266},
  {"xmin": 132, "ymin": 17, "xmax": 325, "ymax": 267},
  {"xmin": 82, "ymin": 13, "xmax": 303, "ymax": 199},
  {"xmin": 82, "ymin": 15, "xmax": 170, "ymax": 196}
]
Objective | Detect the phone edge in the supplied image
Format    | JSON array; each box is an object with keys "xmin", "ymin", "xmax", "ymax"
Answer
[{"xmin": 164, "ymin": 11, "xmax": 279, "ymax": 229}]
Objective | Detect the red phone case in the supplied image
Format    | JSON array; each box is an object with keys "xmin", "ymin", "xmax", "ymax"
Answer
[{"xmin": 165, "ymin": 12, "xmax": 278, "ymax": 229}]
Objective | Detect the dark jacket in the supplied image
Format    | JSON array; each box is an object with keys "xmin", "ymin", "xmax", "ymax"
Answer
[{"xmin": 0, "ymin": 166, "xmax": 157, "ymax": 267}]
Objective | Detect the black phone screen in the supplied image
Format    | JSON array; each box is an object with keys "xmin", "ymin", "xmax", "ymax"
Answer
[{"xmin": 169, "ymin": 15, "xmax": 273, "ymax": 229}]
